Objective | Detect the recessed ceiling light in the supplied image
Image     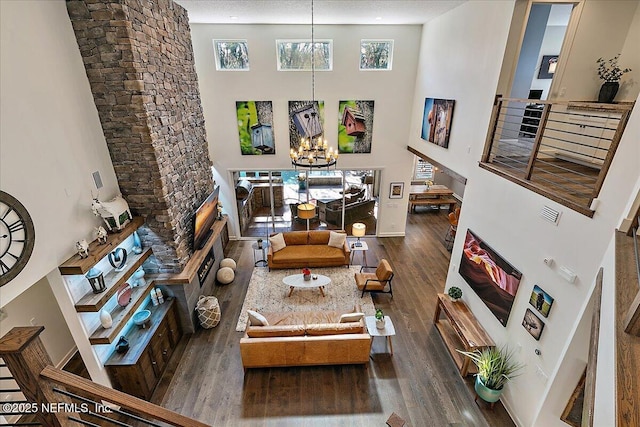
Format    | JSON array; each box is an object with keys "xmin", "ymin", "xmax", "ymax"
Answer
[
  {"xmin": 375, "ymin": 16, "xmax": 383, "ymax": 20},
  {"xmin": 230, "ymin": 16, "xmax": 238, "ymax": 20}
]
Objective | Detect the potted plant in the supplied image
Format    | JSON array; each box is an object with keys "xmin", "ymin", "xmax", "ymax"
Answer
[
  {"xmin": 375, "ymin": 308, "xmax": 385, "ymax": 329},
  {"xmin": 447, "ymin": 286, "xmax": 463, "ymax": 302},
  {"xmin": 596, "ymin": 54, "xmax": 632, "ymax": 103},
  {"xmin": 457, "ymin": 346, "xmax": 524, "ymax": 404}
]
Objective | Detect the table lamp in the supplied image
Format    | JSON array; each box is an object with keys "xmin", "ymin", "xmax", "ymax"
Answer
[{"xmin": 352, "ymin": 223, "xmax": 366, "ymax": 247}]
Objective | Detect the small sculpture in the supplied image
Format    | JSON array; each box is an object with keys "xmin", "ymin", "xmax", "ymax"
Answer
[
  {"xmin": 91, "ymin": 194, "xmax": 132, "ymax": 232},
  {"xmin": 95, "ymin": 226, "xmax": 108, "ymax": 244},
  {"xmin": 76, "ymin": 240, "xmax": 89, "ymax": 259}
]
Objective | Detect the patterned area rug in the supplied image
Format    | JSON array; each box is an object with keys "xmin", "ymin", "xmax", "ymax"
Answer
[{"xmin": 236, "ymin": 266, "xmax": 376, "ymax": 331}]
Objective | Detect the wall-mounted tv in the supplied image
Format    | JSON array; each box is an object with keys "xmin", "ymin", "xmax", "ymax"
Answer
[
  {"xmin": 193, "ymin": 186, "xmax": 219, "ymax": 250},
  {"xmin": 459, "ymin": 229, "xmax": 522, "ymax": 326}
]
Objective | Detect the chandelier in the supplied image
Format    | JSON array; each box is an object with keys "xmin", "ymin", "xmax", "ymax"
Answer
[{"xmin": 290, "ymin": 0, "xmax": 338, "ymax": 170}]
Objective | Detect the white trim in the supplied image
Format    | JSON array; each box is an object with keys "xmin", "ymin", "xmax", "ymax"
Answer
[
  {"xmin": 56, "ymin": 345, "xmax": 79, "ymax": 369},
  {"xmin": 377, "ymin": 231, "xmax": 406, "ymax": 237}
]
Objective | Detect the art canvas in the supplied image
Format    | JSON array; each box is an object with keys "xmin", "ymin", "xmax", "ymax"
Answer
[
  {"xmin": 289, "ymin": 100, "xmax": 324, "ymax": 149},
  {"xmin": 529, "ymin": 285, "xmax": 554, "ymax": 318},
  {"xmin": 421, "ymin": 98, "xmax": 455, "ymax": 148},
  {"xmin": 459, "ymin": 229, "xmax": 522, "ymax": 326},
  {"xmin": 522, "ymin": 308, "xmax": 545, "ymax": 340},
  {"xmin": 338, "ymin": 100, "xmax": 374, "ymax": 153},
  {"xmin": 236, "ymin": 101, "xmax": 275, "ymax": 155}
]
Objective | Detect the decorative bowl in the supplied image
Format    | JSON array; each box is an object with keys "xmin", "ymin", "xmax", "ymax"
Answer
[{"xmin": 132, "ymin": 310, "xmax": 151, "ymax": 327}]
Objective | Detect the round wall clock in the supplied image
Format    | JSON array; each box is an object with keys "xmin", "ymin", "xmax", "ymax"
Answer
[{"xmin": 0, "ymin": 191, "xmax": 35, "ymax": 286}]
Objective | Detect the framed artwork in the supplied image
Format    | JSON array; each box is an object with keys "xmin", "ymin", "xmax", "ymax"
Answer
[
  {"xmin": 389, "ymin": 182, "xmax": 404, "ymax": 199},
  {"xmin": 338, "ymin": 100, "xmax": 375, "ymax": 153},
  {"xmin": 214, "ymin": 40, "xmax": 249, "ymax": 71},
  {"xmin": 538, "ymin": 55, "xmax": 558, "ymax": 79},
  {"xmin": 421, "ymin": 98, "xmax": 455, "ymax": 148},
  {"xmin": 236, "ymin": 101, "xmax": 275, "ymax": 155},
  {"xmin": 529, "ymin": 285, "xmax": 554, "ymax": 318},
  {"xmin": 522, "ymin": 308, "xmax": 545, "ymax": 341},
  {"xmin": 289, "ymin": 100, "xmax": 324, "ymax": 150}
]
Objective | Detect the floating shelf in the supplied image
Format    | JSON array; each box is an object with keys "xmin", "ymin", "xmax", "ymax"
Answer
[
  {"xmin": 59, "ymin": 217, "xmax": 145, "ymax": 275},
  {"xmin": 74, "ymin": 248, "xmax": 153, "ymax": 312},
  {"xmin": 89, "ymin": 281, "xmax": 154, "ymax": 345}
]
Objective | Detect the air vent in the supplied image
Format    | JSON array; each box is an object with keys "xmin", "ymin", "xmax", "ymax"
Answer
[{"xmin": 541, "ymin": 205, "xmax": 561, "ymax": 225}]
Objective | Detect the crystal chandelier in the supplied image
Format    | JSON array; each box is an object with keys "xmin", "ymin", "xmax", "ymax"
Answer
[{"xmin": 289, "ymin": 0, "xmax": 338, "ymax": 170}]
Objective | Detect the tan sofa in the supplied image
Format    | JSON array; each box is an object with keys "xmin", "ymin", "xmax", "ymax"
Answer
[
  {"xmin": 267, "ymin": 230, "xmax": 350, "ymax": 270},
  {"xmin": 239, "ymin": 307, "xmax": 371, "ymax": 370}
]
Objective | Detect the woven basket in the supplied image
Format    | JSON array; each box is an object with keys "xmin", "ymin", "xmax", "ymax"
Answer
[{"xmin": 195, "ymin": 295, "xmax": 221, "ymax": 329}]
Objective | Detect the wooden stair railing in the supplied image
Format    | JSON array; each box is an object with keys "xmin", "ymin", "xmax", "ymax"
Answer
[{"xmin": 0, "ymin": 326, "xmax": 208, "ymax": 427}]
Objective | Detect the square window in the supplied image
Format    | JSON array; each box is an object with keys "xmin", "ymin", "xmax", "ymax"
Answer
[
  {"xmin": 360, "ymin": 40, "xmax": 393, "ymax": 71},
  {"xmin": 276, "ymin": 40, "xmax": 332, "ymax": 71},
  {"xmin": 214, "ymin": 40, "xmax": 249, "ymax": 71}
]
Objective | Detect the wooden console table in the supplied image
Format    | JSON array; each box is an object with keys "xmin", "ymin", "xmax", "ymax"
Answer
[{"xmin": 433, "ymin": 293, "xmax": 495, "ymax": 376}]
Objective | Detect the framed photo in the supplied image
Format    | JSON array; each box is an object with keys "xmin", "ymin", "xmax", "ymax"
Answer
[
  {"xmin": 529, "ymin": 285, "xmax": 554, "ymax": 318},
  {"xmin": 522, "ymin": 308, "xmax": 545, "ymax": 341},
  {"xmin": 538, "ymin": 55, "xmax": 558, "ymax": 79},
  {"xmin": 421, "ymin": 98, "xmax": 455, "ymax": 148},
  {"xmin": 389, "ymin": 182, "xmax": 404, "ymax": 199}
]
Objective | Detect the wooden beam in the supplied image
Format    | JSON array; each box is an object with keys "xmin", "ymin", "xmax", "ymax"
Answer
[{"xmin": 582, "ymin": 268, "xmax": 602, "ymax": 427}]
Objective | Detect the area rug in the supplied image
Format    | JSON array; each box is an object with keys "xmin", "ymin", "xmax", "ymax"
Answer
[{"xmin": 236, "ymin": 266, "xmax": 376, "ymax": 331}]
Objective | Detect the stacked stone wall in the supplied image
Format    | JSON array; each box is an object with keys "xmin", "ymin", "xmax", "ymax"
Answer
[{"xmin": 67, "ymin": 0, "xmax": 213, "ymax": 272}]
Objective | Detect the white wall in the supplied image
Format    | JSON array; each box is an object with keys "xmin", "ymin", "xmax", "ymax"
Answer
[
  {"xmin": 0, "ymin": 0, "xmax": 120, "ymax": 307},
  {"xmin": 189, "ymin": 24, "xmax": 421, "ymax": 237},
  {"xmin": 407, "ymin": 0, "xmax": 640, "ymax": 425},
  {"xmin": 0, "ymin": 0, "xmax": 120, "ymax": 385}
]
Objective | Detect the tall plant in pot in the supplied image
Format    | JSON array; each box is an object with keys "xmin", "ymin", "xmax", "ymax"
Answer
[
  {"xmin": 596, "ymin": 54, "xmax": 632, "ymax": 103},
  {"xmin": 457, "ymin": 346, "xmax": 523, "ymax": 405}
]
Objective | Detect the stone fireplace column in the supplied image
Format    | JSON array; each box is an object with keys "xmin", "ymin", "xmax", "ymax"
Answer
[{"xmin": 66, "ymin": 0, "xmax": 213, "ymax": 273}]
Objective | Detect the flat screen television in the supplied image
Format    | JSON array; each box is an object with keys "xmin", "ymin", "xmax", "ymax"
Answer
[
  {"xmin": 193, "ymin": 187, "xmax": 219, "ymax": 250},
  {"xmin": 458, "ymin": 229, "xmax": 522, "ymax": 326}
]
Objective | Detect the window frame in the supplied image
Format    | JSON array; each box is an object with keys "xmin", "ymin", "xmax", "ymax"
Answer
[
  {"xmin": 213, "ymin": 39, "xmax": 250, "ymax": 71},
  {"xmin": 359, "ymin": 39, "xmax": 394, "ymax": 71},
  {"xmin": 276, "ymin": 39, "xmax": 333, "ymax": 72}
]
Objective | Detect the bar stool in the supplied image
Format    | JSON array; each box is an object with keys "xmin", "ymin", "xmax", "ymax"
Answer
[{"xmin": 444, "ymin": 207, "xmax": 460, "ymax": 251}]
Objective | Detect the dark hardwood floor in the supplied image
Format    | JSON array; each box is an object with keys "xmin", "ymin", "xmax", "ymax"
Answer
[{"xmin": 155, "ymin": 209, "xmax": 515, "ymax": 426}]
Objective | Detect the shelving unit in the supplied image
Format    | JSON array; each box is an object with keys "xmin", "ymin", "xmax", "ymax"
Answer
[{"xmin": 74, "ymin": 248, "xmax": 152, "ymax": 312}]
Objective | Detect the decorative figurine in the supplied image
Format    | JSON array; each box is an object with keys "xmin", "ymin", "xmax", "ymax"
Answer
[
  {"xmin": 91, "ymin": 194, "xmax": 132, "ymax": 232},
  {"xmin": 131, "ymin": 266, "xmax": 146, "ymax": 287},
  {"xmin": 95, "ymin": 226, "xmax": 108, "ymax": 244},
  {"xmin": 132, "ymin": 231, "xmax": 142, "ymax": 254},
  {"xmin": 75, "ymin": 240, "xmax": 90, "ymax": 259},
  {"xmin": 108, "ymin": 247, "xmax": 128, "ymax": 272}
]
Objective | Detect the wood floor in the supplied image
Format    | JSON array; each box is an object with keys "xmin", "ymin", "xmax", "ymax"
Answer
[{"xmin": 155, "ymin": 209, "xmax": 515, "ymax": 426}]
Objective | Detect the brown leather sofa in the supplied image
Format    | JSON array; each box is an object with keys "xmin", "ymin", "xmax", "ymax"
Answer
[
  {"xmin": 239, "ymin": 307, "xmax": 371, "ymax": 370},
  {"xmin": 267, "ymin": 230, "xmax": 350, "ymax": 270}
]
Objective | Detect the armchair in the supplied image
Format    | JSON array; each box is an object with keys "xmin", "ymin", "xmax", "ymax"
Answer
[{"xmin": 354, "ymin": 259, "xmax": 394, "ymax": 298}]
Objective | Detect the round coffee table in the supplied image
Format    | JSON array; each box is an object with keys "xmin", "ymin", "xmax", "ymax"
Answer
[{"xmin": 282, "ymin": 273, "xmax": 331, "ymax": 297}]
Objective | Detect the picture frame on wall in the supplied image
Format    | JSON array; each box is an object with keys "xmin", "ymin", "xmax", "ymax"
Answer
[
  {"xmin": 529, "ymin": 285, "xmax": 554, "ymax": 318},
  {"xmin": 538, "ymin": 55, "xmax": 558, "ymax": 79},
  {"xmin": 522, "ymin": 308, "xmax": 545, "ymax": 341},
  {"xmin": 421, "ymin": 98, "xmax": 455, "ymax": 148},
  {"xmin": 389, "ymin": 182, "xmax": 404, "ymax": 199}
]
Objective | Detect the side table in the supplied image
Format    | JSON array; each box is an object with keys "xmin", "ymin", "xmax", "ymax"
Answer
[
  {"xmin": 252, "ymin": 241, "xmax": 269, "ymax": 267},
  {"xmin": 364, "ymin": 315, "xmax": 396, "ymax": 355},
  {"xmin": 349, "ymin": 240, "xmax": 369, "ymax": 267}
]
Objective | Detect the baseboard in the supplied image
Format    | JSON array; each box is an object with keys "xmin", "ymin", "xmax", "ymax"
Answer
[
  {"xmin": 56, "ymin": 346, "xmax": 79, "ymax": 369},
  {"xmin": 377, "ymin": 232, "xmax": 406, "ymax": 237}
]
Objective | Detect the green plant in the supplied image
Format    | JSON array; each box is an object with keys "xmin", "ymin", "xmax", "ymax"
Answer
[
  {"xmin": 457, "ymin": 346, "xmax": 524, "ymax": 390},
  {"xmin": 448, "ymin": 286, "xmax": 462, "ymax": 300},
  {"xmin": 596, "ymin": 54, "xmax": 632, "ymax": 82},
  {"xmin": 375, "ymin": 309, "xmax": 384, "ymax": 320}
]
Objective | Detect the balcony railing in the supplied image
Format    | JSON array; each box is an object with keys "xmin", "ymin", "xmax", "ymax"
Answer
[{"xmin": 480, "ymin": 97, "xmax": 634, "ymax": 216}]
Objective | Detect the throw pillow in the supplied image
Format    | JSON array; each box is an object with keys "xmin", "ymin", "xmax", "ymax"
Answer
[
  {"xmin": 339, "ymin": 312, "xmax": 365, "ymax": 323},
  {"xmin": 269, "ymin": 233, "xmax": 286, "ymax": 252},
  {"xmin": 328, "ymin": 231, "xmax": 347, "ymax": 248},
  {"xmin": 247, "ymin": 309, "xmax": 269, "ymax": 326}
]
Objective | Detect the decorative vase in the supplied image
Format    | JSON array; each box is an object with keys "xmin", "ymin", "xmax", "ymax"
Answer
[
  {"xmin": 303, "ymin": 274, "xmax": 311, "ymax": 281},
  {"xmin": 132, "ymin": 231, "xmax": 142, "ymax": 254},
  {"xmin": 99, "ymin": 309, "xmax": 112, "ymax": 329},
  {"xmin": 598, "ymin": 81, "xmax": 619, "ymax": 103},
  {"xmin": 376, "ymin": 317, "xmax": 386, "ymax": 329},
  {"xmin": 474, "ymin": 376, "xmax": 503, "ymax": 403},
  {"xmin": 448, "ymin": 296, "xmax": 459, "ymax": 303}
]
